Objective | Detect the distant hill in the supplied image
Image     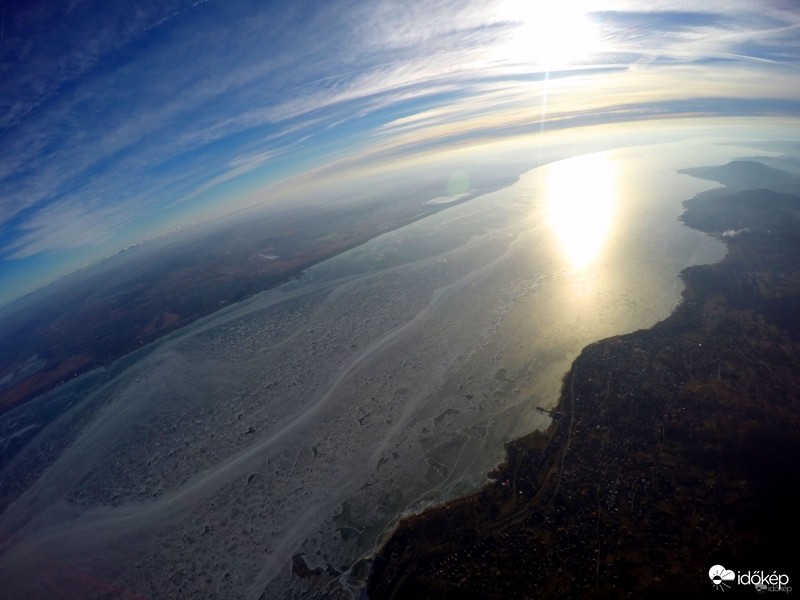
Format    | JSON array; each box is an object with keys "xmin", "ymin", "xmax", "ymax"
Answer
[
  {"xmin": 740, "ymin": 155, "xmax": 800, "ymax": 177},
  {"xmin": 679, "ymin": 160, "xmax": 800, "ymax": 190},
  {"xmin": 681, "ymin": 187, "xmax": 800, "ymax": 240}
]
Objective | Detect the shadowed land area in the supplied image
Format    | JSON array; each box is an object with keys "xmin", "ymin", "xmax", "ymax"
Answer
[
  {"xmin": 0, "ymin": 174, "xmax": 517, "ymax": 422},
  {"xmin": 679, "ymin": 159, "xmax": 800, "ymax": 191},
  {"xmin": 367, "ymin": 165, "xmax": 800, "ymax": 599}
]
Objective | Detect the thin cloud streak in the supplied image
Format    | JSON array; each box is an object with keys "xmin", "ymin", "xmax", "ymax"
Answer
[{"xmin": 0, "ymin": 0, "xmax": 799, "ymax": 303}]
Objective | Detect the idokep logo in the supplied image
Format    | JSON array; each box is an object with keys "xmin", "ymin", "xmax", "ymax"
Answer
[
  {"xmin": 709, "ymin": 565, "xmax": 792, "ymax": 593},
  {"xmin": 709, "ymin": 565, "xmax": 735, "ymax": 591}
]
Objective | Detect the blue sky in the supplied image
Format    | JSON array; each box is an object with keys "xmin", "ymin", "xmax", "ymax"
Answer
[{"xmin": 1, "ymin": 0, "xmax": 800, "ymax": 305}]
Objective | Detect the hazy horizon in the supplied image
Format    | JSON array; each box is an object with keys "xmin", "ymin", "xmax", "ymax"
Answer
[{"xmin": 2, "ymin": 0, "xmax": 800, "ymax": 305}]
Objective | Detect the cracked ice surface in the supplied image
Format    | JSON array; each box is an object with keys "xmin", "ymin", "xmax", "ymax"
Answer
[{"xmin": 0, "ymin": 144, "xmax": 733, "ymax": 599}]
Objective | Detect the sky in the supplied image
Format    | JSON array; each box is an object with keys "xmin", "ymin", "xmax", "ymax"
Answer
[{"xmin": 1, "ymin": 0, "xmax": 800, "ymax": 306}]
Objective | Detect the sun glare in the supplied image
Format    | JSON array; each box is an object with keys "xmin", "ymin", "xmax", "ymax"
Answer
[
  {"xmin": 499, "ymin": 2, "xmax": 600, "ymax": 69},
  {"xmin": 547, "ymin": 152, "xmax": 616, "ymax": 268}
]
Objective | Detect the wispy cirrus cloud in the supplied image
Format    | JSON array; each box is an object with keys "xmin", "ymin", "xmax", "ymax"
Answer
[
  {"xmin": 5, "ymin": 199, "xmax": 134, "ymax": 259},
  {"xmin": 1, "ymin": 0, "xmax": 799, "ymax": 304}
]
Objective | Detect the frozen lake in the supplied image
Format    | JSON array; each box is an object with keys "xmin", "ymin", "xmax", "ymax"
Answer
[{"xmin": 0, "ymin": 139, "xmax": 751, "ymax": 598}]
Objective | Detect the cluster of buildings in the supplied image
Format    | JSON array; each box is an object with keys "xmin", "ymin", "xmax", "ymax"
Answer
[{"xmin": 371, "ymin": 245, "xmax": 799, "ymax": 598}]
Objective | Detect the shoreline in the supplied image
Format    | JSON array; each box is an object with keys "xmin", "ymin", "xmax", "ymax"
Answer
[
  {"xmin": 366, "ymin": 181, "xmax": 800, "ymax": 597},
  {"xmin": 0, "ymin": 175, "xmax": 518, "ymax": 418}
]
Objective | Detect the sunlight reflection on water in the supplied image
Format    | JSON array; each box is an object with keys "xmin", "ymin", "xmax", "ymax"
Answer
[{"xmin": 546, "ymin": 151, "xmax": 616, "ymax": 268}]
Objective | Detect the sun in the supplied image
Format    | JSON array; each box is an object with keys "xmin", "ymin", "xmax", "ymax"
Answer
[{"xmin": 499, "ymin": 1, "xmax": 601, "ymax": 69}]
